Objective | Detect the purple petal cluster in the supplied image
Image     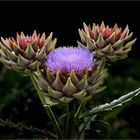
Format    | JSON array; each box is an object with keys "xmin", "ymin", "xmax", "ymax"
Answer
[{"xmin": 45, "ymin": 46, "xmax": 94, "ymax": 74}]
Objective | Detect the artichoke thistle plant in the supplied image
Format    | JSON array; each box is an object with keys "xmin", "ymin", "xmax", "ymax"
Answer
[
  {"xmin": 35, "ymin": 47, "xmax": 108, "ymax": 103},
  {"xmin": 78, "ymin": 22, "xmax": 137, "ymax": 61},
  {"xmin": 0, "ymin": 31, "xmax": 56, "ymax": 73},
  {"xmin": 0, "ymin": 22, "xmax": 140, "ymax": 139}
]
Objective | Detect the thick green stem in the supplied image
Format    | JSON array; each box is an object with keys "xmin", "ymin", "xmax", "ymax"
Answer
[
  {"xmin": 29, "ymin": 73, "xmax": 46, "ymax": 105},
  {"xmin": 29, "ymin": 72, "xmax": 62, "ymax": 139},
  {"xmin": 64, "ymin": 103, "xmax": 70, "ymax": 139},
  {"xmin": 75, "ymin": 101, "xmax": 87, "ymax": 120},
  {"xmin": 44, "ymin": 105, "xmax": 63, "ymax": 139}
]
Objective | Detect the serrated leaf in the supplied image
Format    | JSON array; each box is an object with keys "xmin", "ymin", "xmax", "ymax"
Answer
[{"xmin": 88, "ymin": 87, "xmax": 140, "ymax": 115}]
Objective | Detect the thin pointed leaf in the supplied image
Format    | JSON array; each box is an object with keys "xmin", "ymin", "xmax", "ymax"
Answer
[{"xmin": 88, "ymin": 87, "xmax": 140, "ymax": 115}]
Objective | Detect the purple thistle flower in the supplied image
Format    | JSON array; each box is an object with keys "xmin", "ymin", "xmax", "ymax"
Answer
[{"xmin": 45, "ymin": 46, "xmax": 94, "ymax": 74}]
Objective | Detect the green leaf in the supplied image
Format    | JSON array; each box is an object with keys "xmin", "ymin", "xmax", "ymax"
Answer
[
  {"xmin": 75, "ymin": 100, "xmax": 87, "ymax": 120},
  {"xmin": 0, "ymin": 118, "xmax": 54, "ymax": 138},
  {"xmin": 44, "ymin": 106, "xmax": 63, "ymax": 139},
  {"xmin": 63, "ymin": 110, "xmax": 75, "ymax": 139},
  {"xmin": 83, "ymin": 87, "xmax": 140, "ymax": 117}
]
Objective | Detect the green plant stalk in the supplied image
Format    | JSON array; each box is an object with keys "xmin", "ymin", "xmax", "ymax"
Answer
[
  {"xmin": 29, "ymin": 73, "xmax": 46, "ymax": 105},
  {"xmin": 29, "ymin": 72, "xmax": 62, "ymax": 139},
  {"xmin": 64, "ymin": 103, "xmax": 70, "ymax": 139},
  {"xmin": 43, "ymin": 105, "xmax": 63, "ymax": 139},
  {"xmin": 75, "ymin": 101, "xmax": 87, "ymax": 120}
]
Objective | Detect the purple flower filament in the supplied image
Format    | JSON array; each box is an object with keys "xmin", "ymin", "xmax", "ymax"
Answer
[{"xmin": 46, "ymin": 46, "xmax": 94, "ymax": 74}]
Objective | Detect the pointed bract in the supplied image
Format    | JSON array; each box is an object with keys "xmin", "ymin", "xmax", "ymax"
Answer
[
  {"xmin": 0, "ymin": 31, "xmax": 56, "ymax": 72},
  {"xmin": 78, "ymin": 22, "xmax": 136, "ymax": 61}
]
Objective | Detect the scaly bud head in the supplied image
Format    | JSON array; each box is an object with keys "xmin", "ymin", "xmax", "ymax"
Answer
[
  {"xmin": 36, "ymin": 46, "xmax": 108, "ymax": 103},
  {"xmin": 78, "ymin": 22, "xmax": 136, "ymax": 61},
  {"xmin": 0, "ymin": 31, "xmax": 57, "ymax": 73}
]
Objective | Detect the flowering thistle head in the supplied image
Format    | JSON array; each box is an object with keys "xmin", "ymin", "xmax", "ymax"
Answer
[
  {"xmin": 0, "ymin": 31, "xmax": 57, "ymax": 72},
  {"xmin": 36, "ymin": 46, "xmax": 108, "ymax": 103},
  {"xmin": 78, "ymin": 22, "xmax": 137, "ymax": 61},
  {"xmin": 46, "ymin": 47, "xmax": 93, "ymax": 74}
]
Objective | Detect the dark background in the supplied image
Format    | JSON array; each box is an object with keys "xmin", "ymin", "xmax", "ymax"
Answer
[
  {"xmin": 0, "ymin": 1, "xmax": 139, "ymax": 58},
  {"xmin": 0, "ymin": 1, "xmax": 140, "ymax": 139}
]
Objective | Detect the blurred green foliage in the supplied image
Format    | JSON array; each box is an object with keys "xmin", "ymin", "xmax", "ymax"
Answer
[{"xmin": 0, "ymin": 57, "xmax": 140, "ymax": 139}]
